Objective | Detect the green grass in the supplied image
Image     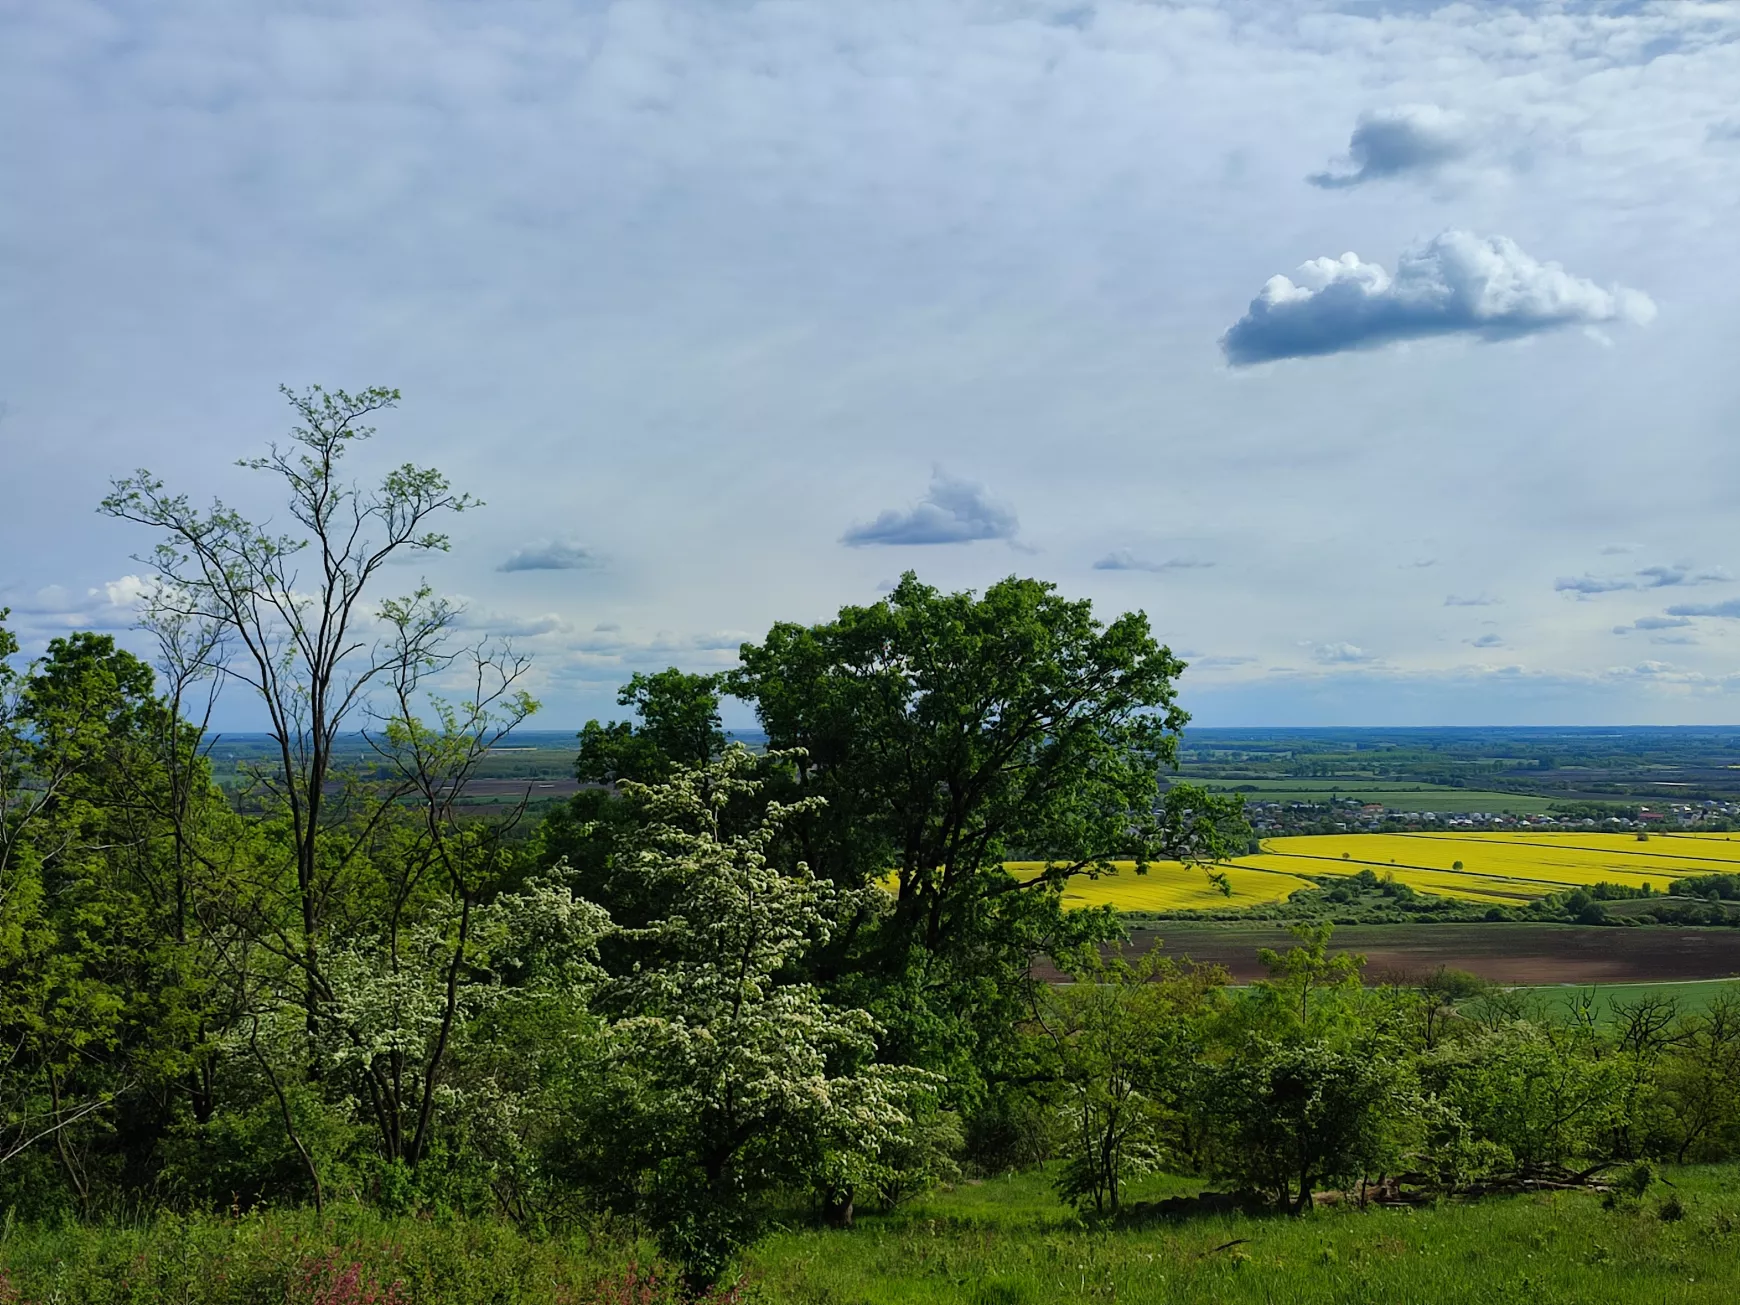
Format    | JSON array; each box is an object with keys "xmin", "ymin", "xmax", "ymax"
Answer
[
  {"xmin": 1506, "ymin": 979, "xmax": 1740, "ymax": 1023},
  {"xmin": 747, "ymin": 1166, "xmax": 1740, "ymax": 1304},
  {"xmin": 5, "ymin": 1168, "xmax": 1740, "ymax": 1303},
  {"xmin": 0, "ymin": 1207, "xmax": 670, "ymax": 1304},
  {"xmin": 1178, "ymin": 778, "xmax": 1558, "ymax": 814}
]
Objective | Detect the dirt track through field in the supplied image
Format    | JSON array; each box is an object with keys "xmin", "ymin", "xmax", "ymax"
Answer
[{"xmin": 1076, "ymin": 924, "xmax": 1740, "ymax": 985}]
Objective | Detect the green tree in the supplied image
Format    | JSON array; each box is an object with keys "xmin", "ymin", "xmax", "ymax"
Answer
[
  {"xmin": 1658, "ymin": 992, "xmax": 1740, "ymax": 1162},
  {"xmin": 1426, "ymin": 1020, "xmax": 1625, "ymax": 1176},
  {"xmin": 101, "ymin": 386, "xmax": 487, "ymax": 1044},
  {"xmin": 1037, "ymin": 947, "xmax": 1225, "ymax": 1216},
  {"xmin": 541, "ymin": 669, "xmax": 730, "ymax": 946},
  {"xmin": 727, "ymin": 572, "xmax": 1247, "ymax": 1096},
  {"xmin": 0, "ymin": 611, "xmax": 68, "ymax": 1190},
  {"xmin": 563, "ymin": 749, "xmax": 929, "ymax": 1287},
  {"xmin": 1253, "ymin": 922, "xmax": 1365, "ymax": 1032},
  {"xmin": 577, "ymin": 669, "xmax": 726, "ymax": 784},
  {"xmin": 101, "ymin": 386, "xmax": 537, "ymax": 1201},
  {"xmin": 0, "ymin": 623, "xmax": 236, "ymax": 1211},
  {"xmin": 1214, "ymin": 1039, "xmax": 1409, "ymax": 1213}
]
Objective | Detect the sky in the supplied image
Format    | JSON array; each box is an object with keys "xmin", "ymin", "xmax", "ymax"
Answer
[{"xmin": 3, "ymin": 0, "xmax": 1740, "ymax": 730}]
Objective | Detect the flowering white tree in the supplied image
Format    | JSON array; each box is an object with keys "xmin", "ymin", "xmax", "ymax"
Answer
[{"xmin": 577, "ymin": 748, "xmax": 932, "ymax": 1287}]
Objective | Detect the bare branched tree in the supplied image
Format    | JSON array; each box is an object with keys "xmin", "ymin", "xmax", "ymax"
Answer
[{"xmin": 99, "ymin": 385, "xmax": 530, "ymax": 1087}]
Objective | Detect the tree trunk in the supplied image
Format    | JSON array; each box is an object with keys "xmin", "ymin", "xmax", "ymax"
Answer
[{"xmin": 824, "ymin": 1186, "xmax": 855, "ymax": 1229}]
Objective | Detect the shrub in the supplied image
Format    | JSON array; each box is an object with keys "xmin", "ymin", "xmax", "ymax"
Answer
[{"xmin": 291, "ymin": 1253, "xmax": 408, "ymax": 1305}]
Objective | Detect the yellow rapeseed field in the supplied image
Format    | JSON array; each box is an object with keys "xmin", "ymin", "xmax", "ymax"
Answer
[
  {"xmin": 1008, "ymin": 831, "xmax": 1740, "ymax": 912},
  {"xmin": 1268, "ymin": 832, "xmax": 1737, "ymax": 896},
  {"xmin": 1005, "ymin": 860, "xmax": 1316, "ymax": 911}
]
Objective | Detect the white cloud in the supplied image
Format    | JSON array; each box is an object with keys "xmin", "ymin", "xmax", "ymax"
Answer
[
  {"xmin": 1637, "ymin": 564, "xmax": 1730, "ymax": 588},
  {"xmin": 1468, "ymin": 632, "xmax": 1504, "ymax": 648},
  {"xmin": 1190, "ymin": 654, "xmax": 1257, "ymax": 669},
  {"xmin": 842, "ymin": 472, "xmax": 1017, "ymax": 547},
  {"xmin": 448, "ymin": 602, "xmax": 572, "ymax": 639},
  {"xmin": 498, "ymin": 541, "xmax": 599, "ymax": 572},
  {"xmin": 539, "ymin": 627, "xmax": 753, "ymax": 686},
  {"xmin": 1093, "ymin": 551, "xmax": 1214, "ymax": 572},
  {"xmin": 1556, "ymin": 574, "xmax": 1636, "ymax": 596},
  {"xmin": 1445, "ymin": 593, "xmax": 1500, "ymax": 607},
  {"xmin": 1665, "ymin": 598, "xmax": 1740, "ymax": 619},
  {"xmin": 1308, "ymin": 105, "xmax": 1476, "ymax": 189},
  {"xmin": 1221, "ymin": 231, "xmax": 1654, "ymax": 366},
  {"xmin": 1310, "ymin": 642, "xmax": 1375, "ymax": 665},
  {"xmin": 1567, "ymin": 565, "xmax": 1731, "ymax": 599},
  {"xmin": 6, "ymin": 575, "xmax": 152, "ymax": 634}
]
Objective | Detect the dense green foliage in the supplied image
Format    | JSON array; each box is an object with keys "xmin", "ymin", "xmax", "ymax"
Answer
[{"xmin": 725, "ymin": 573, "xmax": 1247, "ymax": 1106}]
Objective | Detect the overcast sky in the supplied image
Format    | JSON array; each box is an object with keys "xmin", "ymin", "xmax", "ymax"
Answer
[{"xmin": 4, "ymin": 0, "xmax": 1740, "ymax": 730}]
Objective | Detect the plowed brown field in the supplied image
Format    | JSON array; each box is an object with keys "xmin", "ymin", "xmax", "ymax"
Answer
[{"xmin": 1075, "ymin": 922, "xmax": 1740, "ymax": 985}]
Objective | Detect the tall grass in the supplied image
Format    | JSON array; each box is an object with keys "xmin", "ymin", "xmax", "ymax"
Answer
[
  {"xmin": 0, "ymin": 1206, "xmax": 695, "ymax": 1305},
  {"xmin": 746, "ymin": 1167, "xmax": 1740, "ymax": 1304},
  {"xmin": 4, "ymin": 1169, "xmax": 1738, "ymax": 1303}
]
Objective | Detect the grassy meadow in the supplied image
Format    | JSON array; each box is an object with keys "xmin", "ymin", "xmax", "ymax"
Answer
[
  {"xmin": 1509, "ymin": 978, "xmax": 1740, "ymax": 1022},
  {"xmin": 1017, "ymin": 832, "xmax": 1740, "ymax": 912},
  {"xmin": 745, "ymin": 1166, "xmax": 1740, "ymax": 1305},
  {"xmin": 6, "ymin": 1167, "xmax": 1738, "ymax": 1304}
]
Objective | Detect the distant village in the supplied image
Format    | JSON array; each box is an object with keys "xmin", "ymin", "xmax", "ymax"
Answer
[{"xmin": 1246, "ymin": 797, "xmax": 1740, "ymax": 837}]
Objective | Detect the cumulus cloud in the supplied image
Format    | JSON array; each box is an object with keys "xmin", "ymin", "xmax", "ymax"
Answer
[
  {"xmin": 1191, "ymin": 654, "xmax": 1258, "ymax": 669},
  {"xmin": 1220, "ymin": 231, "xmax": 1654, "ymax": 366},
  {"xmin": 1665, "ymin": 598, "xmax": 1740, "ymax": 619},
  {"xmin": 1468, "ymin": 633, "xmax": 1504, "ymax": 648},
  {"xmin": 1308, "ymin": 105, "xmax": 1475, "ymax": 189},
  {"xmin": 1445, "ymin": 593, "xmax": 1500, "ymax": 607},
  {"xmin": 1600, "ymin": 543, "xmax": 1643, "ymax": 555},
  {"xmin": 842, "ymin": 472, "xmax": 1017, "ymax": 547},
  {"xmin": 1623, "ymin": 661, "xmax": 1676, "ymax": 677},
  {"xmin": 541, "ymin": 628, "xmax": 754, "ymax": 685},
  {"xmin": 449, "ymin": 602, "xmax": 572, "ymax": 639},
  {"xmin": 1637, "ymin": 564, "xmax": 1731, "ymax": 588},
  {"xmin": 1556, "ymin": 574, "xmax": 1636, "ymax": 596},
  {"xmin": 8, "ymin": 575, "xmax": 152, "ymax": 633},
  {"xmin": 498, "ymin": 541, "xmax": 599, "ymax": 572},
  {"xmin": 1093, "ymin": 550, "xmax": 1214, "ymax": 572},
  {"xmin": 1311, "ymin": 642, "xmax": 1375, "ymax": 665},
  {"xmin": 1561, "ymin": 565, "xmax": 1728, "ymax": 597},
  {"xmin": 1614, "ymin": 616, "xmax": 1694, "ymax": 634},
  {"xmin": 568, "ymin": 628, "xmax": 747, "ymax": 657}
]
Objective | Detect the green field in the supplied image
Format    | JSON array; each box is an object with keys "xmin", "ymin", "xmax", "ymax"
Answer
[
  {"xmin": 745, "ymin": 1165, "xmax": 1740, "ymax": 1304},
  {"xmin": 1509, "ymin": 979, "xmax": 1740, "ymax": 1023},
  {"xmin": 1180, "ymin": 777, "xmax": 1558, "ymax": 813},
  {"xmin": 6, "ymin": 1169, "xmax": 1738, "ymax": 1304}
]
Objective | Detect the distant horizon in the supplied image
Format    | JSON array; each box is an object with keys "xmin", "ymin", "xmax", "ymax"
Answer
[{"xmin": 198, "ymin": 723, "xmax": 1740, "ymax": 740}]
